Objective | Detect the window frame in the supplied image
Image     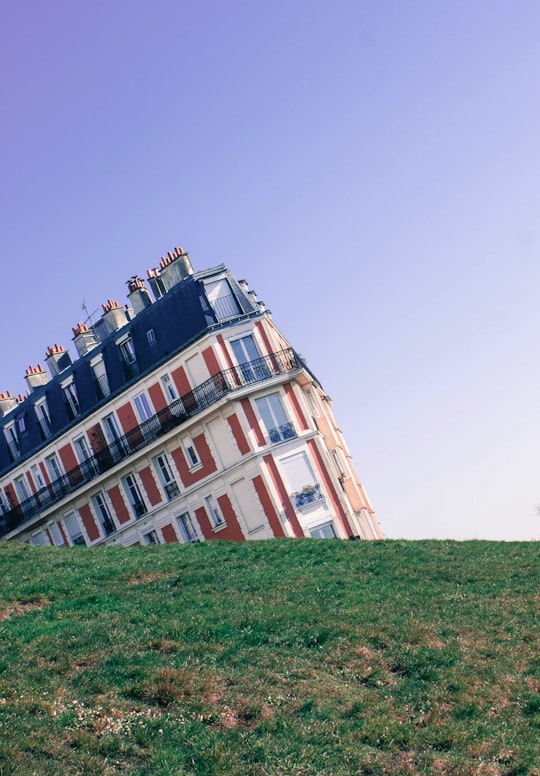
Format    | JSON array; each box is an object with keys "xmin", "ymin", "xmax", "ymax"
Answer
[
  {"xmin": 204, "ymin": 494, "xmax": 225, "ymax": 529},
  {"xmin": 176, "ymin": 511, "xmax": 200, "ymax": 542},
  {"xmin": 122, "ymin": 472, "xmax": 148, "ymax": 519},
  {"xmin": 91, "ymin": 491, "xmax": 117, "ymax": 536},
  {"xmin": 153, "ymin": 452, "xmax": 180, "ymax": 501},
  {"xmin": 255, "ymin": 393, "xmax": 296, "ymax": 444},
  {"xmin": 47, "ymin": 521, "xmax": 65, "ymax": 546},
  {"xmin": 14, "ymin": 475, "xmax": 31, "ymax": 503},
  {"xmin": 3, "ymin": 422, "xmax": 21, "ymax": 461},
  {"xmin": 35, "ymin": 399, "xmax": 53, "ymax": 439},
  {"xmin": 133, "ymin": 392, "xmax": 153, "ymax": 423},
  {"xmin": 62, "ymin": 510, "xmax": 86, "ymax": 546},
  {"xmin": 182, "ymin": 437, "xmax": 200, "ymax": 469},
  {"xmin": 161, "ymin": 374, "xmax": 178, "ymax": 403},
  {"xmin": 61, "ymin": 378, "xmax": 80, "ymax": 420}
]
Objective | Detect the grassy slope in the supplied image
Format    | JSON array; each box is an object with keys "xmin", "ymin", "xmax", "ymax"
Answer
[{"xmin": 0, "ymin": 539, "xmax": 538, "ymax": 776}]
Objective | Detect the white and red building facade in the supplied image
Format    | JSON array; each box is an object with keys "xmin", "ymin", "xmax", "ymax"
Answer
[{"xmin": 0, "ymin": 248, "xmax": 382, "ymax": 547}]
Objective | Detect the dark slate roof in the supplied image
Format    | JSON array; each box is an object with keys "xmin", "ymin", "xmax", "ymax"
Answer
[{"xmin": 0, "ymin": 267, "xmax": 258, "ymax": 476}]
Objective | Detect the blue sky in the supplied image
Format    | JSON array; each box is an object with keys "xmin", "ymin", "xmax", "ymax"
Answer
[{"xmin": 1, "ymin": 1, "xmax": 539, "ymax": 539}]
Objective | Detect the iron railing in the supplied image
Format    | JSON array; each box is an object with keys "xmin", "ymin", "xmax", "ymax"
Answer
[
  {"xmin": 268, "ymin": 422, "xmax": 296, "ymax": 444},
  {"xmin": 0, "ymin": 348, "xmax": 300, "ymax": 537},
  {"xmin": 291, "ymin": 482, "xmax": 325, "ymax": 510}
]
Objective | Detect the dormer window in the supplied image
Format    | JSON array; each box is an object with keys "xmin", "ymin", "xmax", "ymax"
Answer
[
  {"xmin": 3, "ymin": 423, "xmax": 20, "ymax": 461},
  {"xmin": 120, "ymin": 338, "xmax": 136, "ymax": 365},
  {"xmin": 61, "ymin": 378, "xmax": 80, "ymax": 421},
  {"xmin": 90, "ymin": 354, "xmax": 110, "ymax": 399},
  {"xmin": 17, "ymin": 415, "xmax": 26, "ymax": 435},
  {"xmin": 205, "ymin": 278, "xmax": 241, "ymax": 321},
  {"xmin": 116, "ymin": 334, "xmax": 138, "ymax": 379},
  {"xmin": 35, "ymin": 399, "xmax": 52, "ymax": 440}
]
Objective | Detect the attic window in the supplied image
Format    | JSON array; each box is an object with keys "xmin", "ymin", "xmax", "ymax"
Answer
[
  {"xmin": 204, "ymin": 278, "xmax": 241, "ymax": 321},
  {"xmin": 61, "ymin": 378, "xmax": 80, "ymax": 420},
  {"xmin": 147, "ymin": 329, "xmax": 156, "ymax": 345},
  {"xmin": 119, "ymin": 338, "xmax": 136, "ymax": 365},
  {"xmin": 3, "ymin": 423, "xmax": 20, "ymax": 461},
  {"xmin": 35, "ymin": 399, "xmax": 52, "ymax": 440}
]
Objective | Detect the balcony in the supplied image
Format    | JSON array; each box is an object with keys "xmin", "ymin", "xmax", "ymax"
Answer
[
  {"xmin": 291, "ymin": 483, "xmax": 325, "ymax": 510},
  {"xmin": 268, "ymin": 423, "xmax": 296, "ymax": 444},
  {"xmin": 164, "ymin": 481, "xmax": 180, "ymax": 500},
  {"xmin": 0, "ymin": 348, "xmax": 300, "ymax": 538}
]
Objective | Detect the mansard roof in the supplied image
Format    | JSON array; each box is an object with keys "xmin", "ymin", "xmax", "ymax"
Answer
[{"xmin": 0, "ymin": 262, "xmax": 260, "ymax": 476}]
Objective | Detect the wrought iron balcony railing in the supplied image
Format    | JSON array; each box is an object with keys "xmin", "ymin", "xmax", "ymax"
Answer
[
  {"xmin": 0, "ymin": 348, "xmax": 300, "ymax": 537},
  {"xmin": 291, "ymin": 482, "xmax": 325, "ymax": 510},
  {"xmin": 268, "ymin": 422, "xmax": 297, "ymax": 444}
]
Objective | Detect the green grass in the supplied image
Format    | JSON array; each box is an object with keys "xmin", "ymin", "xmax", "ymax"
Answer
[{"xmin": 0, "ymin": 539, "xmax": 538, "ymax": 775}]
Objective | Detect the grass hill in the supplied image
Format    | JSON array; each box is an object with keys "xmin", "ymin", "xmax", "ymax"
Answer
[{"xmin": 0, "ymin": 539, "xmax": 538, "ymax": 775}]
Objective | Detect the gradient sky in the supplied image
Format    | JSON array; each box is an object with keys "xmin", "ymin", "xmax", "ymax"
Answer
[{"xmin": 1, "ymin": 1, "xmax": 539, "ymax": 540}]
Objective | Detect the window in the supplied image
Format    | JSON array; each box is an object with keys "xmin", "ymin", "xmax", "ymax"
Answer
[
  {"xmin": 103, "ymin": 414, "xmax": 128, "ymax": 459},
  {"xmin": 122, "ymin": 473, "xmax": 147, "ymax": 519},
  {"xmin": 62, "ymin": 380, "xmax": 80, "ymax": 420},
  {"xmin": 280, "ymin": 451, "xmax": 323, "ymax": 510},
  {"xmin": 231, "ymin": 335, "xmax": 267, "ymax": 383},
  {"xmin": 183, "ymin": 438, "xmax": 200, "ymax": 468},
  {"xmin": 15, "ymin": 475, "xmax": 31, "ymax": 504},
  {"xmin": 0, "ymin": 489, "xmax": 9, "ymax": 515},
  {"xmin": 205, "ymin": 495, "xmax": 225, "ymax": 528},
  {"xmin": 73, "ymin": 435, "xmax": 99, "ymax": 476},
  {"xmin": 147, "ymin": 328, "xmax": 156, "ymax": 345},
  {"xmin": 119, "ymin": 337, "xmax": 136, "ymax": 365},
  {"xmin": 161, "ymin": 374, "xmax": 178, "ymax": 403},
  {"xmin": 31, "ymin": 464, "xmax": 46, "ymax": 491},
  {"xmin": 133, "ymin": 392, "xmax": 153, "ymax": 422},
  {"xmin": 46, "ymin": 453, "xmax": 63, "ymax": 482},
  {"xmin": 63, "ymin": 511, "xmax": 86, "ymax": 546},
  {"xmin": 205, "ymin": 278, "xmax": 241, "ymax": 321},
  {"xmin": 142, "ymin": 530, "xmax": 159, "ymax": 544},
  {"xmin": 90, "ymin": 355, "xmax": 110, "ymax": 399},
  {"xmin": 255, "ymin": 394, "xmax": 296, "ymax": 443},
  {"xmin": 176, "ymin": 511, "xmax": 199, "ymax": 542},
  {"xmin": 30, "ymin": 529, "xmax": 50, "ymax": 546},
  {"xmin": 154, "ymin": 453, "xmax": 180, "ymax": 500},
  {"xmin": 116, "ymin": 335, "xmax": 138, "ymax": 379},
  {"xmin": 48, "ymin": 521, "xmax": 65, "ymax": 546},
  {"xmin": 3, "ymin": 423, "xmax": 20, "ymax": 461},
  {"xmin": 309, "ymin": 522, "xmax": 336, "ymax": 539},
  {"xmin": 46, "ymin": 454, "xmax": 65, "ymax": 497},
  {"xmin": 35, "ymin": 399, "xmax": 52, "ymax": 439},
  {"xmin": 91, "ymin": 492, "xmax": 116, "ymax": 536}
]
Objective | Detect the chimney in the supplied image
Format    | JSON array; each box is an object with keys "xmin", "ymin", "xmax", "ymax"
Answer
[
  {"xmin": 72, "ymin": 322, "xmax": 99, "ymax": 357},
  {"xmin": 157, "ymin": 246, "xmax": 193, "ymax": 293},
  {"xmin": 0, "ymin": 391, "xmax": 17, "ymax": 417},
  {"xmin": 44, "ymin": 344, "xmax": 72, "ymax": 377},
  {"xmin": 101, "ymin": 299, "xmax": 129, "ymax": 334},
  {"xmin": 24, "ymin": 363, "xmax": 50, "ymax": 392},
  {"xmin": 126, "ymin": 276, "xmax": 152, "ymax": 314}
]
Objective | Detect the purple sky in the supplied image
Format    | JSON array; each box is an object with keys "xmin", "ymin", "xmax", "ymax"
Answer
[{"xmin": 1, "ymin": 1, "xmax": 539, "ymax": 539}]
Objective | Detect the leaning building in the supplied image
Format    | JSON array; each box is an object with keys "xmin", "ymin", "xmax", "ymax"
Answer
[{"xmin": 0, "ymin": 248, "xmax": 382, "ymax": 546}]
